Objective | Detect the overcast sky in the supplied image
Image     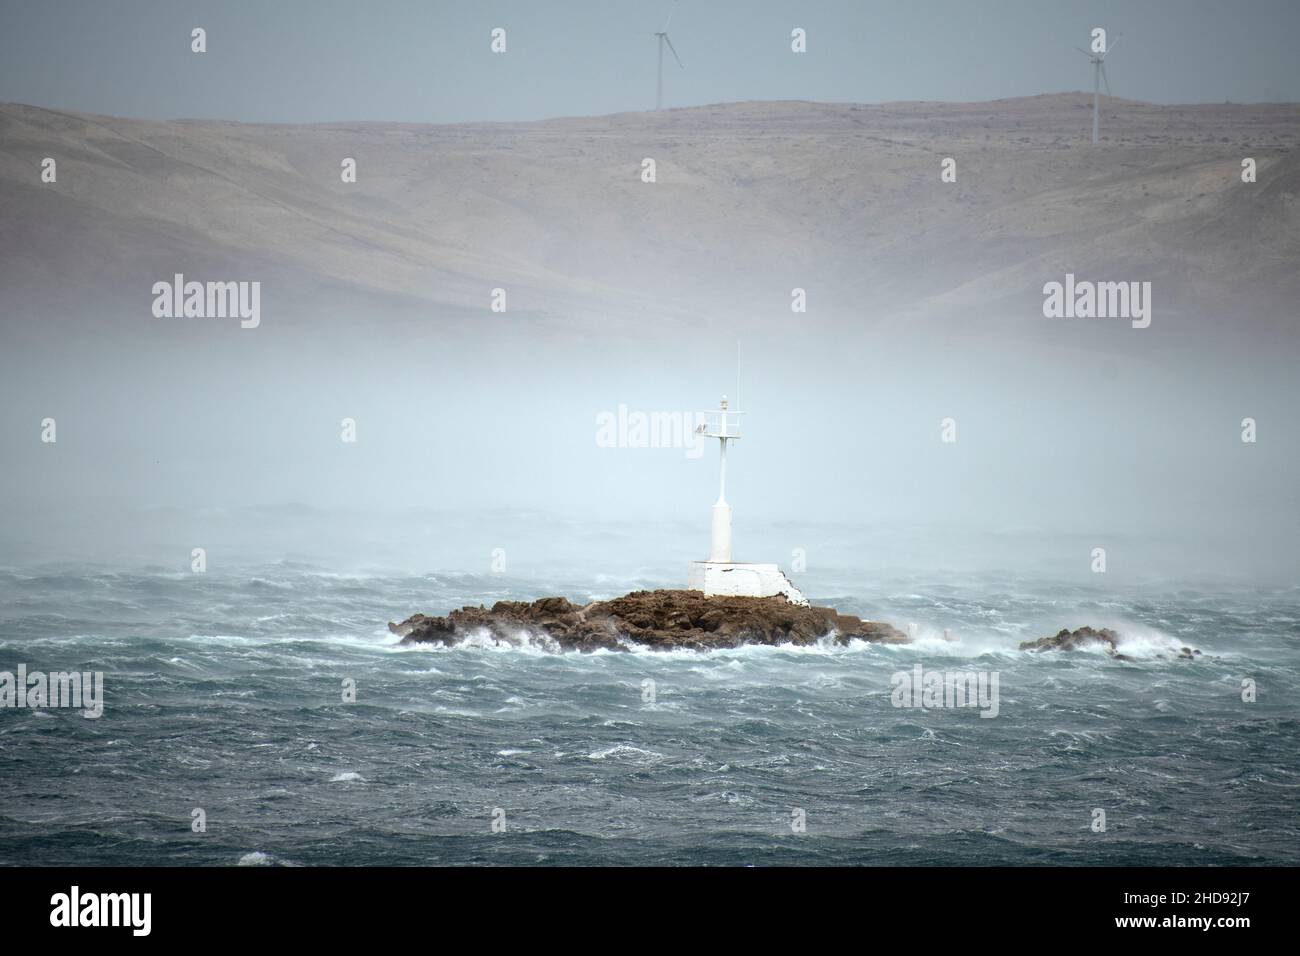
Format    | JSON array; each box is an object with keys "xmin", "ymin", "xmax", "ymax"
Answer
[{"xmin": 1, "ymin": 0, "xmax": 1298, "ymax": 124}]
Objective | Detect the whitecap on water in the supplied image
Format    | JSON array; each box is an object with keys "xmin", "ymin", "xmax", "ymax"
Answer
[
  {"xmin": 1112, "ymin": 624, "xmax": 1203, "ymax": 659},
  {"xmin": 586, "ymin": 744, "xmax": 664, "ymax": 763},
  {"xmin": 329, "ymin": 771, "xmax": 366, "ymax": 783},
  {"xmin": 434, "ymin": 626, "xmax": 563, "ymax": 655},
  {"xmin": 236, "ymin": 850, "xmax": 299, "ymax": 867}
]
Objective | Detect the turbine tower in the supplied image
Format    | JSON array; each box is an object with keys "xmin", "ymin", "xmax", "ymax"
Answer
[
  {"xmin": 1075, "ymin": 34, "xmax": 1121, "ymax": 144},
  {"xmin": 652, "ymin": 5, "xmax": 683, "ymax": 111}
]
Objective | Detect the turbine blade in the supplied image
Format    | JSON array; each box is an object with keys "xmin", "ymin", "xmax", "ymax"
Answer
[
  {"xmin": 665, "ymin": 34, "xmax": 683, "ymax": 68},
  {"xmin": 1101, "ymin": 62, "xmax": 1111, "ymax": 96},
  {"xmin": 1102, "ymin": 35, "xmax": 1122, "ymax": 58},
  {"xmin": 663, "ymin": 4, "xmax": 675, "ymax": 32},
  {"xmin": 1073, "ymin": 46, "xmax": 1095, "ymax": 58}
]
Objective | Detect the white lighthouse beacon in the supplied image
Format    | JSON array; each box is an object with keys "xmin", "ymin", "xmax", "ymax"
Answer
[
  {"xmin": 687, "ymin": 394, "xmax": 808, "ymax": 606},
  {"xmin": 707, "ymin": 394, "xmax": 736, "ymax": 563}
]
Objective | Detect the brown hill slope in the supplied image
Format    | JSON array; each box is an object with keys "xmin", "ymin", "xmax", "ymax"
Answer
[{"xmin": 1, "ymin": 95, "xmax": 1297, "ymax": 329}]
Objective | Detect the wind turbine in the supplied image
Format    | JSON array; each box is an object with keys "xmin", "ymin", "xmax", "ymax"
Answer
[
  {"xmin": 1075, "ymin": 34, "xmax": 1121, "ymax": 144},
  {"xmin": 651, "ymin": 5, "xmax": 683, "ymax": 111}
]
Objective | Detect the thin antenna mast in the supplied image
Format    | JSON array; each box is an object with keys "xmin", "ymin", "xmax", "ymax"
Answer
[{"xmin": 736, "ymin": 340, "xmax": 741, "ymax": 413}]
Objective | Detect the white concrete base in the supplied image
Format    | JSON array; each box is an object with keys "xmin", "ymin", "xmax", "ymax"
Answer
[{"xmin": 688, "ymin": 561, "xmax": 809, "ymax": 607}]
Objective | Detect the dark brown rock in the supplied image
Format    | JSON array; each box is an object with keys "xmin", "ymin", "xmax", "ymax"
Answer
[
  {"xmin": 389, "ymin": 589, "xmax": 910, "ymax": 652},
  {"xmin": 1020, "ymin": 625, "xmax": 1124, "ymax": 655},
  {"xmin": 1020, "ymin": 627, "xmax": 1205, "ymax": 662}
]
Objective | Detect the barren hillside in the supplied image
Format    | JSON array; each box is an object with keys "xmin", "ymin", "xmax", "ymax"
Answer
[{"xmin": 1, "ymin": 95, "xmax": 1297, "ymax": 330}]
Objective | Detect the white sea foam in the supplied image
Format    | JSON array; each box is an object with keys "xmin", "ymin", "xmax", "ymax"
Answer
[
  {"xmin": 437, "ymin": 626, "xmax": 564, "ymax": 655},
  {"xmin": 586, "ymin": 744, "xmax": 665, "ymax": 762},
  {"xmin": 1107, "ymin": 622, "xmax": 1203, "ymax": 659}
]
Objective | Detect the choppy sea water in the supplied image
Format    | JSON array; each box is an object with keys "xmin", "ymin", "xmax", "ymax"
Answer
[{"xmin": 0, "ymin": 562, "xmax": 1296, "ymax": 866}]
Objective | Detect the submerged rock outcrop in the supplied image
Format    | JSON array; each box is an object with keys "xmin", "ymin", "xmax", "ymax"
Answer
[
  {"xmin": 389, "ymin": 589, "xmax": 909, "ymax": 652},
  {"xmin": 1020, "ymin": 626, "xmax": 1125, "ymax": 656},
  {"xmin": 1020, "ymin": 626, "xmax": 1202, "ymax": 661}
]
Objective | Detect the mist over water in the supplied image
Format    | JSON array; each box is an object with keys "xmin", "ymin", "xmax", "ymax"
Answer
[{"xmin": 3, "ymin": 308, "xmax": 1297, "ymax": 585}]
